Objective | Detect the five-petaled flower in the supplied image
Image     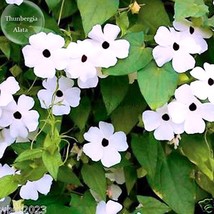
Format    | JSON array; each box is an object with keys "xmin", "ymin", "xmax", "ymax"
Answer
[
  {"xmin": 65, "ymin": 40, "xmax": 100, "ymax": 87},
  {"xmin": 142, "ymin": 104, "xmax": 184, "ymax": 141},
  {"xmin": 153, "ymin": 26, "xmax": 201, "ymax": 73},
  {"xmin": 0, "ymin": 95, "xmax": 39, "ymax": 138},
  {"xmin": 22, "ymin": 32, "xmax": 69, "ymax": 78},
  {"xmin": 83, "ymin": 121, "xmax": 128, "ymax": 167},
  {"xmin": 168, "ymin": 84, "xmax": 214, "ymax": 134},
  {"xmin": 37, "ymin": 76, "xmax": 81, "ymax": 115},
  {"xmin": 173, "ymin": 19, "xmax": 212, "ymax": 54},
  {"xmin": 88, "ymin": 24, "xmax": 130, "ymax": 68}
]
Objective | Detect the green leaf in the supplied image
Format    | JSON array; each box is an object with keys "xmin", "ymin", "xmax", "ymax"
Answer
[
  {"xmin": 174, "ymin": 0, "xmax": 209, "ymax": 21},
  {"xmin": 111, "ymin": 82, "xmax": 146, "ymax": 134},
  {"xmin": 81, "ymin": 163, "xmax": 106, "ymax": 200},
  {"xmin": 100, "ymin": 76, "xmax": 129, "ymax": 115},
  {"xmin": 196, "ymin": 172, "xmax": 214, "ymax": 196},
  {"xmin": 104, "ymin": 32, "xmax": 153, "ymax": 76},
  {"xmin": 0, "ymin": 175, "xmax": 19, "ymax": 199},
  {"xmin": 53, "ymin": 0, "xmax": 77, "ymax": 20},
  {"xmin": 70, "ymin": 191, "xmax": 96, "ymax": 214},
  {"xmin": 0, "ymin": 36, "xmax": 11, "ymax": 59},
  {"xmin": 137, "ymin": 0, "xmax": 170, "ymax": 35},
  {"xmin": 42, "ymin": 150, "xmax": 63, "ymax": 180},
  {"xmin": 137, "ymin": 196, "xmax": 171, "ymax": 214},
  {"xmin": 70, "ymin": 96, "xmax": 91, "ymax": 130},
  {"xmin": 11, "ymin": 142, "xmax": 31, "ymax": 155},
  {"xmin": 116, "ymin": 11, "xmax": 129, "ymax": 36},
  {"xmin": 45, "ymin": 0, "xmax": 61, "ymax": 10},
  {"xmin": 137, "ymin": 61, "xmax": 178, "ymax": 110},
  {"xmin": 57, "ymin": 166, "xmax": 82, "ymax": 186},
  {"xmin": 15, "ymin": 148, "xmax": 43, "ymax": 162},
  {"xmin": 131, "ymin": 134, "xmax": 196, "ymax": 214},
  {"xmin": 124, "ymin": 165, "xmax": 137, "ymax": 194},
  {"xmin": 77, "ymin": 0, "xmax": 119, "ymax": 35},
  {"xmin": 180, "ymin": 134, "xmax": 214, "ymax": 181}
]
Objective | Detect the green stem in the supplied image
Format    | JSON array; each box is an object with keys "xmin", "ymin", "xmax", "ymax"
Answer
[{"xmin": 58, "ymin": 0, "xmax": 65, "ymax": 26}]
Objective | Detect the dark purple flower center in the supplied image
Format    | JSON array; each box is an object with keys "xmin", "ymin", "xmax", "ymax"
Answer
[
  {"xmin": 81, "ymin": 55, "xmax": 87, "ymax": 63},
  {"xmin": 189, "ymin": 103, "xmax": 197, "ymax": 111},
  {"xmin": 102, "ymin": 41, "xmax": 110, "ymax": 49},
  {"xmin": 208, "ymin": 78, "xmax": 214, "ymax": 86},
  {"xmin": 173, "ymin": 42, "xmax": 179, "ymax": 51},
  {"xmin": 13, "ymin": 111, "xmax": 22, "ymax": 119},
  {"xmin": 42, "ymin": 49, "xmax": 51, "ymax": 58},
  {"xmin": 101, "ymin": 138, "xmax": 109, "ymax": 147},
  {"xmin": 189, "ymin": 26, "xmax": 195, "ymax": 34},
  {"xmin": 56, "ymin": 90, "xmax": 63, "ymax": 97},
  {"xmin": 162, "ymin": 113, "xmax": 170, "ymax": 121}
]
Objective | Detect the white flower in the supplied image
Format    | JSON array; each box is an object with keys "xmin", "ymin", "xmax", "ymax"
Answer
[
  {"xmin": 77, "ymin": 75, "xmax": 99, "ymax": 89},
  {"xmin": 190, "ymin": 63, "xmax": 214, "ymax": 104},
  {"xmin": 0, "ymin": 164, "xmax": 16, "ymax": 178},
  {"xmin": 37, "ymin": 76, "xmax": 81, "ymax": 115},
  {"xmin": 22, "ymin": 32, "xmax": 69, "ymax": 78},
  {"xmin": 16, "ymin": 128, "xmax": 38, "ymax": 143},
  {"xmin": 88, "ymin": 24, "xmax": 130, "ymax": 68},
  {"xmin": 173, "ymin": 19, "xmax": 212, "ymax": 54},
  {"xmin": 0, "ymin": 95, "xmax": 39, "ymax": 138},
  {"xmin": 65, "ymin": 40, "xmax": 99, "ymax": 83},
  {"xmin": 107, "ymin": 184, "xmax": 122, "ymax": 201},
  {"xmin": 5, "ymin": 0, "xmax": 23, "ymax": 5},
  {"xmin": 83, "ymin": 121, "xmax": 128, "ymax": 168},
  {"xmin": 77, "ymin": 68, "xmax": 107, "ymax": 89},
  {"xmin": 0, "ymin": 128, "xmax": 15, "ymax": 159},
  {"xmin": 0, "ymin": 76, "xmax": 19, "ymax": 108},
  {"xmin": 168, "ymin": 84, "xmax": 214, "ymax": 134},
  {"xmin": 142, "ymin": 104, "xmax": 184, "ymax": 141},
  {"xmin": 153, "ymin": 26, "xmax": 201, "ymax": 73},
  {"xmin": 96, "ymin": 200, "xmax": 122, "ymax": 214},
  {"xmin": 19, "ymin": 174, "xmax": 53, "ymax": 200}
]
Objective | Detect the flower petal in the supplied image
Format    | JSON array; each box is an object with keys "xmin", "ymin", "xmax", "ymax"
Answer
[
  {"xmin": 88, "ymin": 25, "xmax": 104, "ymax": 42},
  {"xmin": 154, "ymin": 26, "xmax": 173, "ymax": 46},
  {"xmin": 200, "ymin": 103, "xmax": 214, "ymax": 122},
  {"xmin": 101, "ymin": 147, "xmax": 121, "ymax": 167},
  {"xmin": 190, "ymin": 66, "xmax": 207, "ymax": 80},
  {"xmin": 190, "ymin": 81, "xmax": 209, "ymax": 100},
  {"xmin": 168, "ymin": 101, "xmax": 187, "ymax": 124},
  {"xmin": 64, "ymin": 88, "xmax": 81, "ymax": 107},
  {"xmin": 83, "ymin": 142, "xmax": 103, "ymax": 161},
  {"xmin": 35, "ymin": 174, "xmax": 53, "ymax": 195},
  {"xmin": 172, "ymin": 52, "xmax": 195, "ymax": 73},
  {"xmin": 106, "ymin": 200, "xmax": 123, "ymax": 214},
  {"xmin": 142, "ymin": 110, "xmax": 161, "ymax": 131},
  {"xmin": 99, "ymin": 122, "xmax": 114, "ymax": 139},
  {"xmin": 77, "ymin": 76, "xmax": 99, "ymax": 89},
  {"xmin": 184, "ymin": 114, "xmax": 205, "ymax": 134},
  {"xmin": 84, "ymin": 127, "xmax": 103, "ymax": 143},
  {"xmin": 96, "ymin": 201, "xmax": 107, "ymax": 214},
  {"xmin": 152, "ymin": 46, "xmax": 173, "ymax": 67},
  {"xmin": 103, "ymin": 24, "xmax": 120, "ymax": 41},
  {"xmin": 154, "ymin": 123, "xmax": 175, "ymax": 141},
  {"xmin": 20, "ymin": 182, "xmax": 38, "ymax": 200},
  {"xmin": 109, "ymin": 131, "xmax": 128, "ymax": 152}
]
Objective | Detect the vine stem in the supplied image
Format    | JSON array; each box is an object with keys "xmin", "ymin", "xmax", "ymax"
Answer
[{"xmin": 58, "ymin": 0, "xmax": 65, "ymax": 26}]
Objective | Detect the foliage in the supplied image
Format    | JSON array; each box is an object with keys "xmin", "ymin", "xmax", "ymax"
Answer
[{"xmin": 0, "ymin": 0, "xmax": 214, "ymax": 213}]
